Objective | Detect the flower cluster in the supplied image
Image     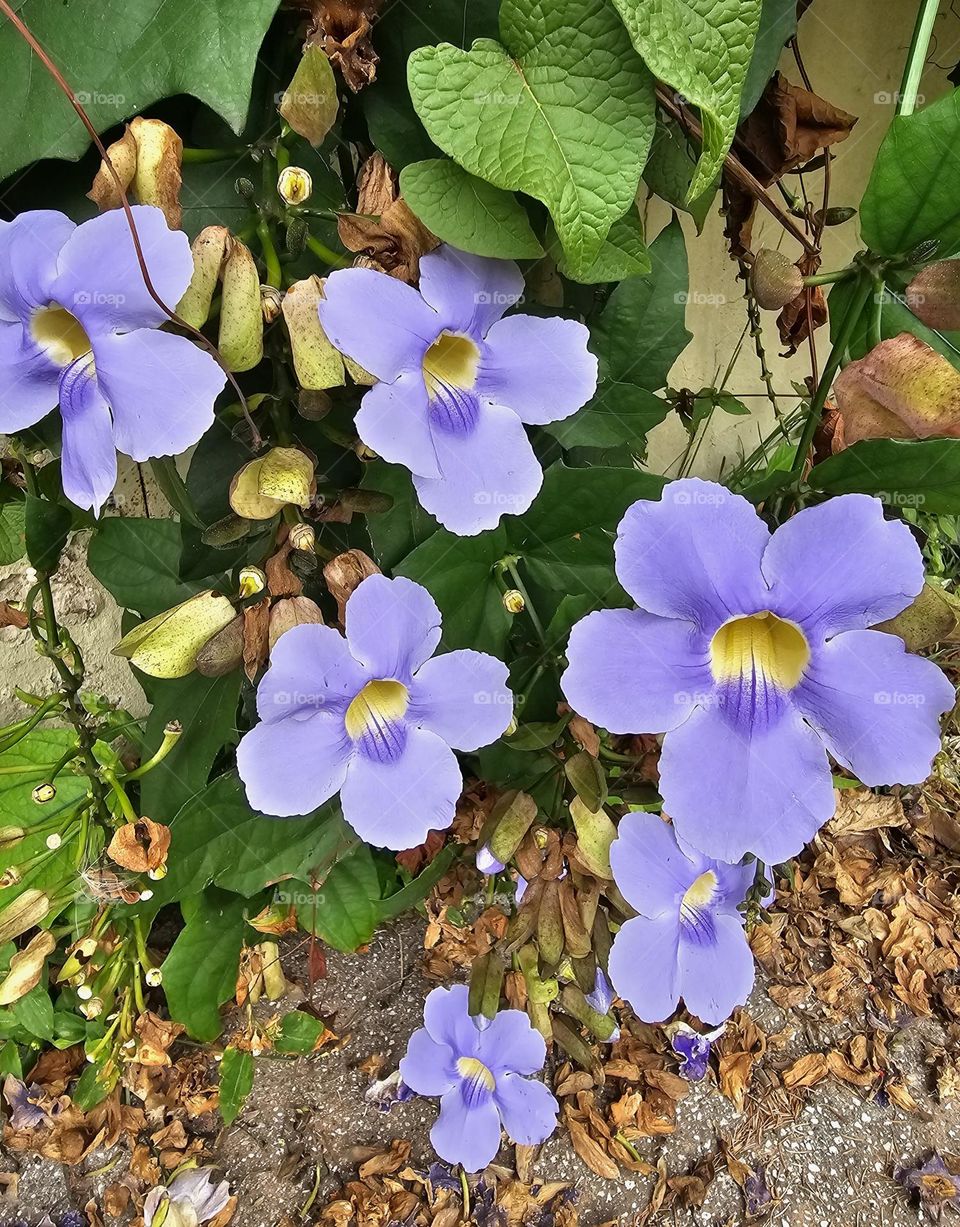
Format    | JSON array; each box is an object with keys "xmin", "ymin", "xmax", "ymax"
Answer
[
  {"xmin": 318, "ymin": 245, "xmax": 598, "ymax": 535},
  {"xmin": 237, "ymin": 574, "xmax": 513, "ymax": 849},
  {"xmin": 0, "ymin": 206, "xmax": 224, "ymax": 514}
]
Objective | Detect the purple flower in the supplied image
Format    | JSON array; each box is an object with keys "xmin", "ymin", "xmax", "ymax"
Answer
[
  {"xmin": 0, "ymin": 206, "xmax": 225, "ymax": 514},
  {"xmin": 476, "ymin": 845, "xmax": 505, "ymax": 875},
  {"xmin": 561, "ymin": 480, "xmax": 954, "ymax": 864},
  {"xmin": 897, "ymin": 1154, "xmax": 960, "ymax": 1222},
  {"xmin": 585, "ymin": 968, "xmax": 620, "ymax": 1041},
  {"xmin": 400, "ymin": 985, "xmax": 558, "ymax": 1172},
  {"xmin": 668, "ymin": 1022, "xmax": 724, "ymax": 1081},
  {"xmin": 607, "ymin": 813, "xmax": 755, "ymax": 1025},
  {"xmin": 2, "ymin": 1074, "xmax": 61, "ymax": 1129},
  {"xmin": 318, "ymin": 245, "xmax": 597, "ymax": 536},
  {"xmin": 143, "ymin": 1168, "xmax": 230, "ymax": 1227},
  {"xmin": 237, "ymin": 574, "xmax": 512, "ymax": 848}
]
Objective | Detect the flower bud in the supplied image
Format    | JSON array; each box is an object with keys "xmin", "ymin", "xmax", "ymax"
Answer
[
  {"xmin": 0, "ymin": 889, "xmax": 49, "ymax": 942},
  {"xmin": 139, "ymin": 889, "xmax": 154, "ymax": 902},
  {"xmin": 230, "ymin": 447, "xmax": 315, "ymax": 521},
  {"xmin": 239, "ymin": 566, "xmax": 268, "ymax": 599},
  {"xmin": 278, "ymin": 166, "xmax": 313, "ymax": 206},
  {"xmin": 176, "ymin": 227, "xmax": 263, "ymax": 370},
  {"xmin": 502, "ymin": 589, "xmax": 525, "ymax": 614},
  {"xmin": 79, "ymin": 996, "xmax": 104, "ymax": 1020},
  {"xmin": 113, "ymin": 591, "xmax": 237, "ymax": 679},
  {"xmin": 145, "ymin": 968, "xmax": 163, "ymax": 987},
  {"xmin": 475, "ymin": 845, "xmax": 505, "ymax": 876},
  {"xmin": 750, "ymin": 248, "xmax": 803, "ymax": 310},
  {"xmin": 485, "ymin": 790, "xmax": 538, "ymax": 867},
  {"xmin": 236, "ymin": 176, "xmax": 256, "ymax": 199},
  {"xmin": 260, "ymin": 285, "xmax": 284, "ymax": 324},
  {"xmin": 0, "ymin": 828, "xmax": 25, "ymax": 852},
  {"xmin": 569, "ymin": 797, "xmax": 616, "ymax": 879},
  {"xmin": 32, "ymin": 782, "xmax": 57, "ymax": 804},
  {"xmin": 148, "ymin": 864, "xmax": 168, "ymax": 881},
  {"xmin": 289, "ymin": 523, "xmax": 316, "ymax": 553},
  {"xmin": 323, "ymin": 550, "xmax": 380, "ymax": 622},
  {"xmin": 0, "ymin": 868, "xmax": 22, "ymax": 889}
]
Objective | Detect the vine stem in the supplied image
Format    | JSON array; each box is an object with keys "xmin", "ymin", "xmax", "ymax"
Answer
[
  {"xmin": 898, "ymin": 0, "xmax": 940, "ymax": 117},
  {"xmin": 790, "ymin": 274, "xmax": 874, "ymax": 479}
]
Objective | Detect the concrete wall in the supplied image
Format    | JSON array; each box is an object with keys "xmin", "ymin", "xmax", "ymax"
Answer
[{"xmin": 2, "ymin": 0, "xmax": 957, "ymax": 723}]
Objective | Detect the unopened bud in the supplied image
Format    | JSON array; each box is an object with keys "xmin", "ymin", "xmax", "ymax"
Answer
[
  {"xmin": 145, "ymin": 968, "xmax": 163, "ymax": 987},
  {"xmin": 0, "ymin": 827, "xmax": 25, "ymax": 852},
  {"xmin": 45, "ymin": 833, "xmax": 62, "ymax": 851},
  {"xmin": 32, "ymin": 783, "xmax": 57, "ymax": 804},
  {"xmin": 286, "ymin": 216, "xmax": 308, "ymax": 258},
  {"xmin": 289, "ymin": 523, "xmax": 316, "ymax": 553},
  {"xmin": 0, "ymin": 868, "xmax": 21, "ymax": 889},
  {"xmin": 236, "ymin": 176, "xmax": 256, "ymax": 199},
  {"xmin": 750, "ymin": 248, "xmax": 803, "ymax": 310},
  {"xmin": 476, "ymin": 845, "xmax": 505, "ymax": 875},
  {"xmin": 261, "ymin": 285, "xmax": 284, "ymax": 324},
  {"xmin": 80, "ymin": 997, "xmax": 104, "ymax": 1020},
  {"xmin": 77, "ymin": 984, "xmax": 93, "ymax": 1001},
  {"xmin": 502, "ymin": 589, "xmax": 525, "ymax": 615},
  {"xmin": 278, "ymin": 166, "xmax": 312, "ymax": 206},
  {"xmin": 355, "ymin": 442, "xmax": 378, "ymax": 462},
  {"xmin": 147, "ymin": 864, "xmax": 168, "ymax": 881},
  {"xmin": 239, "ymin": 566, "xmax": 267, "ymax": 598},
  {"xmin": 505, "ymin": 715, "xmax": 518, "ymax": 737}
]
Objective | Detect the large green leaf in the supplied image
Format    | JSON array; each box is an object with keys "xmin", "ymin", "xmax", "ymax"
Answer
[
  {"xmin": 149, "ymin": 771, "xmax": 356, "ymax": 905},
  {"xmin": 163, "ymin": 888, "xmax": 251, "ymax": 1041},
  {"xmin": 397, "ymin": 527, "xmax": 512, "ymax": 656},
  {"xmin": 293, "ymin": 844, "xmax": 381, "ymax": 952},
  {"xmin": 88, "ymin": 518, "xmax": 207, "ymax": 616},
  {"xmin": 861, "ymin": 88, "xmax": 960, "ymax": 260},
  {"xmin": 138, "ymin": 671, "xmax": 242, "ymax": 823},
  {"xmin": 0, "ymin": 0, "xmax": 281, "ymax": 180},
  {"xmin": 24, "ymin": 496, "xmax": 71, "ymax": 573},
  {"xmin": 643, "ymin": 118, "xmax": 716, "ymax": 233},
  {"xmin": 361, "ymin": 463, "xmax": 437, "ymax": 572},
  {"xmin": 740, "ymin": 0, "xmax": 796, "ymax": 116},
  {"xmin": 0, "ymin": 501, "xmax": 26, "ymax": 565},
  {"xmin": 808, "ymin": 439, "xmax": 960, "ymax": 513},
  {"xmin": 550, "ymin": 210, "xmax": 651, "ymax": 283},
  {"xmin": 408, "ymin": 0, "xmax": 656, "ymax": 278},
  {"xmin": 400, "ymin": 159, "xmax": 544, "ymax": 259},
  {"xmin": 545, "ymin": 217, "xmax": 691, "ymax": 448},
  {"xmin": 610, "ymin": 0, "xmax": 762, "ymax": 199}
]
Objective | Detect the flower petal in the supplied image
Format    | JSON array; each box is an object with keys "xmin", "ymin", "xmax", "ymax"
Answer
[
  {"xmin": 52, "ymin": 206, "xmax": 193, "ymax": 333},
  {"xmin": 255, "ymin": 623, "xmax": 370, "ymax": 722},
  {"xmin": 561, "ymin": 608, "xmax": 711, "ymax": 735},
  {"xmin": 355, "ymin": 371, "xmax": 440, "ymax": 479},
  {"xmin": 660, "ymin": 703, "xmax": 835, "ymax": 864},
  {"xmin": 418, "ymin": 246, "xmax": 524, "ymax": 336},
  {"xmin": 235, "ymin": 709, "xmax": 351, "ymax": 817},
  {"xmin": 431, "ymin": 1085, "xmax": 502, "ymax": 1172},
  {"xmin": 615, "ymin": 480, "xmax": 770, "ymax": 632},
  {"xmin": 678, "ymin": 912, "xmax": 755, "ymax": 1025},
  {"xmin": 345, "ymin": 574, "xmax": 441, "ymax": 680},
  {"xmin": 476, "ymin": 1009, "xmax": 545, "ymax": 1077},
  {"xmin": 476, "ymin": 314, "xmax": 598, "ymax": 424},
  {"xmin": 407, "ymin": 650, "xmax": 512, "ymax": 751},
  {"xmin": 493, "ymin": 1074, "xmax": 558, "ymax": 1146},
  {"xmin": 399, "ymin": 1026, "xmax": 458, "ymax": 1096},
  {"xmin": 93, "ymin": 329, "xmax": 225, "ymax": 461},
  {"xmin": 607, "ymin": 914, "xmax": 681, "ymax": 1023},
  {"xmin": 0, "ymin": 211, "xmax": 75, "ymax": 320},
  {"xmin": 796, "ymin": 629, "xmax": 954, "ymax": 786},
  {"xmin": 762, "ymin": 495, "xmax": 925, "ymax": 638},
  {"xmin": 58, "ymin": 354, "xmax": 117, "ymax": 516},
  {"xmin": 0, "ymin": 322, "xmax": 60, "ymax": 430},
  {"xmin": 423, "ymin": 984, "xmax": 480, "ymax": 1055},
  {"xmin": 339, "ymin": 726, "xmax": 461, "ymax": 848},
  {"xmin": 413, "ymin": 401, "xmax": 543, "ymax": 535},
  {"xmin": 609, "ymin": 812, "xmax": 699, "ymax": 919},
  {"xmin": 318, "ymin": 267, "xmax": 438, "ymax": 381}
]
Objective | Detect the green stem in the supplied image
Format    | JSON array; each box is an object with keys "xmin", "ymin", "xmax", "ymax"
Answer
[
  {"xmin": 306, "ymin": 233, "xmax": 351, "ymax": 269},
  {"xmin": 103, "ymin": 770, "xmax": 139, "ymax": 824},
  {"xmin": 257, "ymin": 220, "xmax": 282, "ymax": 289},
  {"xmin": 181, "ymin": 146, "xmax": 247, "ymax": 164},
  {"xmin": 504, "ymin": 560, "xmax": 547, "ymax": 647},
  {"xmin": 802, "ymin": 268, "xmax": 855, "ymax": 288},
  {"xmin": 790, "ymin": 274, "xmax": 874, "ymax": 477},
  {"xmin": 124, "ymin": 723, "xmax": 182, "ymax": 782},
  {"xmin": 897, "ymin": 0, "xmax": 940, "ymax": 117}
]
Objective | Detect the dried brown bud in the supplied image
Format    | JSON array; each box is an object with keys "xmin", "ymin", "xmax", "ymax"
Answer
[
  {"xmin": 323, "ymin": 549, "xmax": 381, "ymax": 622},
  {"xmin": 751, "ymin": 248, "xmax": 804, "ymax": 310}
]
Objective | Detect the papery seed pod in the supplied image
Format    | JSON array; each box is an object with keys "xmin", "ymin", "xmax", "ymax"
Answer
[
  {"xmin": 486, "ymin": 790, "xmax": 538, "ymax": 866},
  {"xmin": 537, "ymin": 879, "xmax": 564, "ymax": 967},
  {"xmin": 323, "ymin": 549, "xmax": 380, "ymax": 622},
  {"xmin": 559, "ymin": 984, "xmax": 617, "ymax": 1042},
  {"xmin": 751, "ymin": 248, "xmax": 804, "ymax": 310},
  {"xmin": 278, "ymin": 166, "xmax": 313, "ymax": 206},
  {"xmin": 514, "ymin": 830, "xmax": 546, "ymax": 881},
  {"xmin": 569, "ymin": 797, "xmax": 616, "ymax": 879},
  {"xmin": 564, "ymin": 750, "xmax": 607, "ymax": 812},
  {"xmin": 558, "ymin": 880, "xmax": 591, "ymax": 958},
  {"xmin": 468, "ymin": 949, "xmax": 506, "ymax": 1026},
  {"xmin": 0, "ymin": 828, "xmax": 24, "ymax": 852},
  {"xmin": 196, "ymin": 615, "xmax": 244, "ymax": 677},
  {"xmin": 268, "ymin": 596, "xmax": 324, "ymax": 649},
  {"xmin": 113, "ymin": 591, "xmax": 236, "ymax": 679},
  {"xmin": 201, "ymin": 513, "xmax": 252, "ymax": 548},
  {"xmin": 285, "ymin": 216, "xmax": 309, "ymax": 258}
]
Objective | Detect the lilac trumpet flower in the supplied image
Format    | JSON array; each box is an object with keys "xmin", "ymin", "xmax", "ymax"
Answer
[
  {"xmin": 143, "ymin": 1168, "xmax": 230, "ymax": 1227},
  {"xmin": 400, "ymin": 985, "xmax": 558, "ymax": 1171},
  {"xmin": 562, "ymin": 479, "xmax": 954, "ymax": 864},
  {"xmin": 608, "ymin": 813, "xmax": 755, "ymax": 1025},
  {"xmin": 0, "ymin": 206, "xmax": 225, "ymax": 514},
  {"xmin": 318, "ymin": 245, "xmax": 598, "ymax": 536},
  {"xmin": 237, "ymin": 574, "xmax": 513, "ymax": 849}
]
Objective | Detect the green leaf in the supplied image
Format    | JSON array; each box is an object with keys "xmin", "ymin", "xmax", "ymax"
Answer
[
  {"xmin": 361, "ymin": 463, "xmax": 437, "ymax": 571},
  {"xmin": 163, "ymin": 889, "xmax": 250, "ymax": 1041},
  {"xmin": 274, "ymin": 1010, "xmax": 328, "ymax": 1054},
  {"xmin": 138, "ymin": 671, "xmax": 242, "ymax": 823},
  {"xmin": 72, "ymin": 1060, "xmax": 115, "ymax": 1110},
  {"xmin": 375, "ymin": 845, "xmax": 458, "ymax": 923},
  {"xmin": 808, "ymin": 439, "xmax": 960, "ymax": 513},
  {"xmin": 643, "ymin": 118, "xmax": 717, "ymax": 232},
  {"xmin": 545, "ymin": 217, "xmax": 690, "ymax": 447},
  {"xmin": 861, "ymin": 88, "xmax": 960, "ymax": 259},
  {"xmin": 11, "ymin": 984, "xmax": 54, "ymax": 1042},
  {"xmin": 0, "ymin": 502, "xmax": 26, "ymax": 565},
  {"xmin": 397, "ymin": 527, "xmax": 512, "ymax": 655},
  {"xmin": 88, "ymin": 518, "xmax": 207, "ymax": 616},
  {"xmin": 551, "ymin": 209, "xmax": 651, "ymax": 284},
  {"xmin": 611, "ymin": 0, "xmax": 762, "ymax": 199},
  {"xmin": 24, "ymin": 496, "xmax": 71, "ymax": 573},
  {"xmin": 0, "ymin": 0, "xmax": 282, "ymax": 180},
  {"xmin": 408, "ymin": 0, "xmax": 656, "ymax": 278},
  {"xmin": 0, "ymin": 1041, "xmax": 22, "ymax": 1078},
  {"xmin": 148, "ymin": 772, "xmax": 356, "ymax": 906},
  {"xmin": 400, "ymin": 159, "xmax": 543, "ymax": 259},
  {"xmin": 295, "ymin": 845, "xmax": 381, "ymax": 952},
  {"xmin": 740, "ymin": 0, "xmax": 797, "ymax": 116},
  {"xmin": 219, "ymin": 1045, "xmax": 254, "ymax": 1123}
]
